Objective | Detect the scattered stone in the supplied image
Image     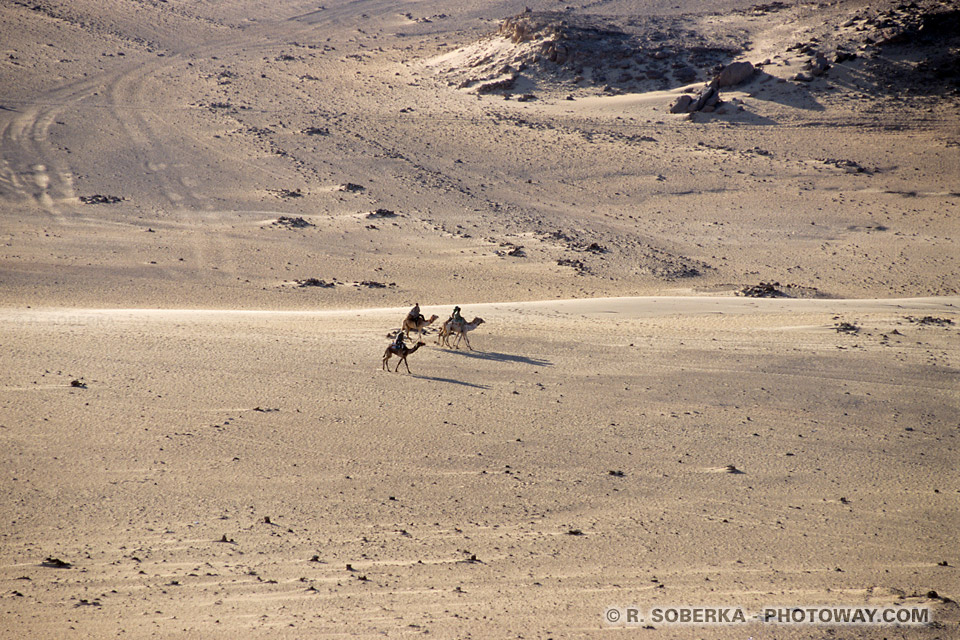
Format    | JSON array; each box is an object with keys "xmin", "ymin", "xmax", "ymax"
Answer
[
  {"xmin": 566, "ymin": 528, "xmax": 584, "ymax": 536},
  {"xmin": 338, "ymin": 183, "xmax": 365, "ymax": 192},
  {"xmin": 70, "ymin": 379, "xmax": 87, "ymax": 388},
  {"xmin": 557, "ymin": 257, "xmax": 588, "ymax": 274},
  {"xmin": 275, "ymin": 216, "xmax": 312, "ymax": 228},
  {"xmin": 476, "ymin": 75, "xmax": 517, "ymax": 94},
  {"xmin": 834, "ymin": 50, "xmax": 856, "ymax": 63},
  {"xmin": 42, "ymin": 557, "xmax": 72, "ymax": 569},
  {"xmin": 739, "ymin": 282, "xmax": 789, "ymax": 298},
  {"xmin": 496, "ymin": 243, "xmax": 526, "ymax": 257},
  {"xmin": 304, "ymin": 126, "xmax": 328, "ymax": 135},
  {"xmin": 79, "ymin": 194, "xmax": 123, "ymax": 205},
  {"xmin": 584, "ymin": 242, "xmax": 607, "ymax": 254},
  {"xmin": 75, "ymin": 599, "xmax": 102, "ymax": 607},
  {"xmin": 366, "ymin": 208, "xmax": 397, "ymax": 218},
  {"xmin": 724, "ymin": 464, "xmax": 744, "ymax": 474},
  {"xmin": 907, "ymin": 316, "xmax": 954, "ymax": 326},
  {"xmin": 608, "ymin": 470, "xmax": 625, "ymax": 477},
  {"xmin": 806, "ymin": 51, "xmax": 831, "ymax": 76},
  {"xmin": 356, "ymin": 280, "xmax": 395, "ymax": 288},
  {"xmin": 823, "ymin": 158, "xmax": 870, "ymax": 174},
  {"xmin": 269, "ymin": 188, "xmax": 303, "ymax": 199},
  {"xmin": 835, "ymin": 322, "xmax": 860, "ymax": 334},
  {"xmin": 295, "ymin": 278, "xmax": 336, "ymax": 288}
]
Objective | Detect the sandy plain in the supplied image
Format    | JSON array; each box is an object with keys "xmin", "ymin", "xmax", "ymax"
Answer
[{"xmin": 1, "ymin": 0, "xmax": 958, "ymax": 637}]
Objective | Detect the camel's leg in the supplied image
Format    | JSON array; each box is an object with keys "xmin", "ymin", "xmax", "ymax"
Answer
[
  {"xmin": 462, "ymin": 331, "xmax": 472, "ymax": 350},
  {"xmin": 403, "ymin": 355, "xmax": 411, "ymax": 373},
  {"xmin": 382, "ymin": 349, "xmax": 391, "ymax": 370}
]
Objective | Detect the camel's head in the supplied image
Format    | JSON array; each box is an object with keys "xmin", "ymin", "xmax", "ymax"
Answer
[
  {"xmin": 427, "ymin": 314, "xmax": 439, "ymax": 322},
  {"xmin": 472, "ymin": 317, "xmax": 485, "ymax": 325}
]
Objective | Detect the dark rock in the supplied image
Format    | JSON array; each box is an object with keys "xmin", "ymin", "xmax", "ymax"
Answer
[
  {"xmin": 692, "ymin": 83, "xmax": 720, "ymax": 111},
  {"xmin": 670, "ymin": 94, "xmax": 693, "ymax": 113},
  {"xmin": 835, "ymin": 322, "xmax": 860, "ymax": 334},
  {"xmin": 715, "ymin": 61, "xmax": 754, "ymax": 87},
  {"xmin": 295, "ymin": 278, "xmax": 336, "ymax": 288},
  {"xmin": 79, "ymin": 194, "xmax": 123, "ymax": 205},
  {"xmin": 908, "ymin": 316, "xmax": 954, "ymax": 326},
  {"xmin": 807, "ymin": 52, "xmax": 830, "ymax": 76},
  {"xmin": 275, "ymin": 216, "xmax": 312, "ymax": 227},
  {"xmin": 42, "ymin": 557, "xmax": 72, "ymax": 569},
  {"xmin": 739, "ymin": 282, "xmax": 789, "ymax": 298}
]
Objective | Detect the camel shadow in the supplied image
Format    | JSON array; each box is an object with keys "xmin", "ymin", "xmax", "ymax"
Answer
[
  {"xmin": 443, "ymin": 349, "xmax": 553, "ymax": 367},
  {"xmin": 411, "ymin": 374, "xmax": 490, "ymax": 389}
]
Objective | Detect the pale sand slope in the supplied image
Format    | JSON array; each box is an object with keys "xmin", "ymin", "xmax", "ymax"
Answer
[
  {"xmin": 1, "ymin": 296, "xmax": 957, "ymax": 638},
  {"xmin": 1, "ymin": 0, "xmax": 958, "ymax": 308}
]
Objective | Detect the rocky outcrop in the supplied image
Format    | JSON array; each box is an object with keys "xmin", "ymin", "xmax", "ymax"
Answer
[
  {"xmin": 670, "ymin": 60, "xmax": 753, "ymax": 113},
  {"xmin": 429, "ymin": 11, "xmax": 742, "ymax": 98}
]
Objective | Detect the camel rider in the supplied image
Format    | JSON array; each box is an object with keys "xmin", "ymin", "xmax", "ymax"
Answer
[
  {"xmin": 393, "ymin": 330, "xmax": 407, "ymax": 349},
  {"xmin": 450, "ymin": 305, "xmax": 464, "ymax": 325},
  {"xmin": 407, "ymin": 302, "xmax": 425, "ymax": 325}
]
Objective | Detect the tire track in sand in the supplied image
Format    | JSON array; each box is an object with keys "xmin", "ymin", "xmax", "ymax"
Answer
[{"xmin": 0, "ymin": 73, "xmax": 112, "ymax": 220}]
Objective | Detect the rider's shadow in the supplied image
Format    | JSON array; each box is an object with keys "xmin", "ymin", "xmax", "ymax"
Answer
[{"xmin": 443, "ymin": 350, "xmax": 552, "ymax": 367}]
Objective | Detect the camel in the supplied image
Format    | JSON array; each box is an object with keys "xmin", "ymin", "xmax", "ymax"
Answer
[
  {"xmin": 382, "ymin": 340, "xmax": 426, "ymax": 373},
  {"xmin": 437, "ymin": 317, "xmax": 485, "ymax": 350},
  {"xmin": 402, "ymin": 314, "xmax": 439, "ymax": 341}
]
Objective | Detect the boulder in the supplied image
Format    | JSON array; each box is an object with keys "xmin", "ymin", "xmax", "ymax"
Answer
[
  {"xmin": 692, "ymin": 83, "xmax": 719, "ymax": 111},
  {"xmin": 807, "ymin": 52, "xmax": 830, "ymax": 76},
  {"xmin": 715, "ymin": 61, "xmax": 755, "ymax": 87},
  {"xmin": 670, "ymin": 94, "xmax": 693, "ymax": 113}
]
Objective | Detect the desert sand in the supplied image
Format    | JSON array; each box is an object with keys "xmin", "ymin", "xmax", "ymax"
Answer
[{"xmin": 1, "ymin": 0, "xmax": 958, "ymax": 637}]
